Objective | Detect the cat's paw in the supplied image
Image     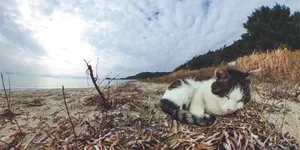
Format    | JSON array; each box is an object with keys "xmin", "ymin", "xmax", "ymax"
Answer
[{"xmin": 202, "ymin": 114, "xmax": 216, "ymax": 125}]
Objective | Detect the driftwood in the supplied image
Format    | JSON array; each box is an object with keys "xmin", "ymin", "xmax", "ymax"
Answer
[{"xmin": 84, "ymin": 60, "xmax": 111, "ymax": 109}]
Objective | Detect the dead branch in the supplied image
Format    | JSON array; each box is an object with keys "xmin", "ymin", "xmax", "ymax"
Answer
[
  {"xmin": 1, "ymin": 73, "xmax": 10, "ymax": 111},
  {"xmin": 1, "ymin": 73, "xmax": 23, "ymax": 134},
  {"xmin": 0, "ymin": 139, "xmax": 10, "ymax": 147},
  {"xmin": 24, "ymin": 128, "xmax": 42, "ymax": 149},
  {"xmin": 12, "ymin": 117, "xmax": 23, "ymax": 134},
  {"xmin": 84, "ymin": 59, "xmax": 111, "ymax": 109},
  {"xmin": 0, "ymin": 139, "xmax": 12, "ymax": 150},
  {"xmin": 62, "ymin": 85, "xmax": 78, "ymax": 150}
]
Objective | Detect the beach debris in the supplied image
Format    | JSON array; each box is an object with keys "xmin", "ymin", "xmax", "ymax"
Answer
[
  {"xmin": 0, "ymin": 82, "xmax": 299, "ymax": 149},
  {"xmin": 25, "ymin": 98, "xmax": 44, "ymax": 107}
]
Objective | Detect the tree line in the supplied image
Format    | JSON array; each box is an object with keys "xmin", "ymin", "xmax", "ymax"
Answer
[{"xmin": 175, "ymin": 4, "xmax": 300, "ymax": 71}]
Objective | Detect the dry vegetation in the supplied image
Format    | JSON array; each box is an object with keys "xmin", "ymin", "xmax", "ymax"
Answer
[
  {"xmin": 150, "ymin": 48, "xmax": 300, "ymax": 85},
  {"xmin": 149, "ymin": 67, "xmax": 219, "ymax": 83},
  {"xmin": 235, "ymin": 48, "xmax": 300, "ymax": 103},
  {"xmin": 0, "ymin": 82, "xmax": 298, "ymax": 149},
  {"xmin": 1, "ymin": 48, "xmax": 300, "ymax": 149},
  {"xmin": 149, "ymin": 48, "xmax": 300, "ymax": 103},
  {"xmin": 236, "ymin": 48, "xmax": 300, "ymax": 84}
]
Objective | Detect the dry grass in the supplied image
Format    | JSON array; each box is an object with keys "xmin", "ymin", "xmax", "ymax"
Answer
[
  {"xmin": 149, "ymin": 48, "xmax": 300, "ymax": 85},
  {"xmin": 236, "ymin": 48, "xmax": 300, "ymax": 147},
  {"xmin": 149, "ymin": 67, "xmax": 224, "ymax": 83},
  {"xmin": 1, "ymin": 82, "xmax": 298, "ymax": 149},
  {"xmin": 236, "ymin": 48, "xmax": 300, "ymax": 84}
]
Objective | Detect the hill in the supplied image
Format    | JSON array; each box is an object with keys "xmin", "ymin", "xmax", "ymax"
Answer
[
  {"xmin": 175, "ymin": 4, "xmax": 300, "ymax": 71},
  {"xmin": 123, "ymin": 71, "xmax": 170, "ymax": 80}
]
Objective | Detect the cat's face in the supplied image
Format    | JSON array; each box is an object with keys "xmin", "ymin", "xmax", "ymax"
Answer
[
  {"xmin": 219, "ymin": 87, "xmax": 246, "ymax": 114},
  {"xmin": 211, "ymin": 68, "xmax": 261, "ymax": 113}
]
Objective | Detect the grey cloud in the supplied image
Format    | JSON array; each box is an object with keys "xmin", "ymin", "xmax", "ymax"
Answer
[
  {"xmin": 0, "ymin": 4, "xmax": 46, "ymax": 75},
  {"xmin": 0, "ymin": 6, "xmax": 45, "ymax": 56},
  {"xmin": 1, "ymin": 0, "xmax": 300, "ymax": 78},
  {"xmin": 37, "ymin": 0, "xmax": 61, "ymax": 16},
  {"xmin": 0, "ymin": 46, "xmax": 46, "ymax": 75}
]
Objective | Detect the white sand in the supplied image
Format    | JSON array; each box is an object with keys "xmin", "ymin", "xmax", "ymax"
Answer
[{"xmin": 252, "ymin": 92, "xmax": 300, "ymax": 139}]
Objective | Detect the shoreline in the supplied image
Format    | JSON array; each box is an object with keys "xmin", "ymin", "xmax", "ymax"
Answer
[
  {"xmin": 0, "ymin": 75, "xmax": 136, "ymax": 91},
  {"xmin": 0, "ymin": 80, "xmax": 138, "ymax": 92}
]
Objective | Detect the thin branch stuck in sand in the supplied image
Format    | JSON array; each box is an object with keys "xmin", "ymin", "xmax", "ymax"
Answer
[
  {"xmin": 62, "ymin": 85, "xmax": 78, "ymax": 150},
  {"xmin": 84, "ymin": 59, "xmax": 111, "ymax": 109},
  {"xmin": 1, "ymin": 73, "xmax": 10, "ymax": 111},
  {"xmin": 1, "ymin": 73, "xmax": 23, "ymax": 134}
]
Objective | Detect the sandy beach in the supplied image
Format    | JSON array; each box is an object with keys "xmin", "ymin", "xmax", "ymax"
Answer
[
  {"xmin": 0, "ymin": 81, "xmax": 167, "ymax": 149},
  {"xmin": 0, "ymin": 81, "xmax": 299, "ymax": 149}
]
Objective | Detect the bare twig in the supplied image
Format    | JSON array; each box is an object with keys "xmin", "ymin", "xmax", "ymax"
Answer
[
  {"xmin": 95, "ymin": 57, "xmax": 99, "ymax": 82},
  {"xmin": 8, "ymin": 78, "xmax": 11, "ymax": 110},
  {"xmin": 1, "ymin": 73, "xmax": 10, "ymax": 110},
  {"xmin": 280, "ymin": 113, "xmax": 286, "ymax": 132},
  {"xmin": 1, "ymin": 73, "xmax": 23, "ymax": 133},
  {"xmin": 12, "ymin": 117, "xmax": 23, "ymax": 134},
  {"xmin": 0, "ymin": 139, "xmax": 13, "ymax": 150},
  {"xmin": 48, "ymin": 108, "xmax": 64, "ymax": 117},
  {"xmin": 0, "ymin": 139, "xmax": 10, "ymax": 147},
  {"xmin": 62, "ymin": 85, "xmax": 78, "ymax": 150},
  {"xmin": 24, "ymin": 128, "xmax": 42, "ymax": 149},
  {"xmin": 102, "ymin": 73, "xmax": 121, "ymax": 91},
  {"xmin": 84, "ymin": 59, "xmax": 111, "ymax": 109},
  {"xmin": 260, "ymin": 97, "xmax": 271, "ymax": 112},
  {"xmin": 86, "ymin": 71, "xmax": 89, "ymax": 86},
  {"xmin": 98, "ymin": 72, "xmax": 112, "ymax": 86}
]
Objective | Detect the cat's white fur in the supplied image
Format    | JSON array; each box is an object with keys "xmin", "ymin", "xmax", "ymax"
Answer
[{"xmin": 162, "ymin": 78, "xmax": 245, "ymax": 118}]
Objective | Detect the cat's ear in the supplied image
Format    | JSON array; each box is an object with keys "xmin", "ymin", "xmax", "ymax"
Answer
[
  {"xmin": 246, "ymin": 68, "xmax": 261, "ymax": 79},
  {"xmin": 214, "ymin": 68, "xmax": 231, "ymax": 80},
  {"xmin": 212, "ymin": 68, "xmax": 231, "ymax": 96}
]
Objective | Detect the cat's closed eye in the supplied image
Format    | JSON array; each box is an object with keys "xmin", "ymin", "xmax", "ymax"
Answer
[{"xmin": 224, "ymin": 94, "xmax": 229, "ymax": 100}]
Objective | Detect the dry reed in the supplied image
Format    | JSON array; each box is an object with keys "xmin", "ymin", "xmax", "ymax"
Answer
[
  {"xmin": 150, "ymin": 48, "xmax": 300, "ymax": 85},
  {"xmin": 236, "ymin": 48, "xmax": 300, "ymax": 83}
]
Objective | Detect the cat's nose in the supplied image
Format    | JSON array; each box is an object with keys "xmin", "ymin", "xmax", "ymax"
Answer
[{"xmin": 227, "ymin": 109, "xmax": 233, "ymax": 113}]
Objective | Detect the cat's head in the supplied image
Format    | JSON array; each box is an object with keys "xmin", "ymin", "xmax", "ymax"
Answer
[{"xmin": 211, "ymin": 68, "xmax": 261, "ymax": 110}]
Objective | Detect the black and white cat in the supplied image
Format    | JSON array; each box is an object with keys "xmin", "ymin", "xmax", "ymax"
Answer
[{"xmin": 160, "ymin": 68, "xmax": 261, "ymax": 126}]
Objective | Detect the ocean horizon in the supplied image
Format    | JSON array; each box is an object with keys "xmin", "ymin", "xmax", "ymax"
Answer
[{"xmin": 0, "ymin": 73, "xmax": 132, "ymax": 90}]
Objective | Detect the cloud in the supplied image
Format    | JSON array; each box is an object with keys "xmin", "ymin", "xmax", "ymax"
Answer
[
  {"xmin": 1, "ymin": 0, "xmax": 300, "ymax": 78},
  {"xmin": 0, "ymin": 2, "xmax": 48, "ymax": 75}
]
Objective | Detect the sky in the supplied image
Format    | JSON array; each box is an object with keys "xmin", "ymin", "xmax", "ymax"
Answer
[{"xmin": 1, "ymin": 0, "xmax": 300, "ymax": 78}]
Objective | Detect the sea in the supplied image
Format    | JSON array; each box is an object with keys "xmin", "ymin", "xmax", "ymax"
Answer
[{"xmin": 0, "ymin": 74, "xmax": 132, "ymax": 91}]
